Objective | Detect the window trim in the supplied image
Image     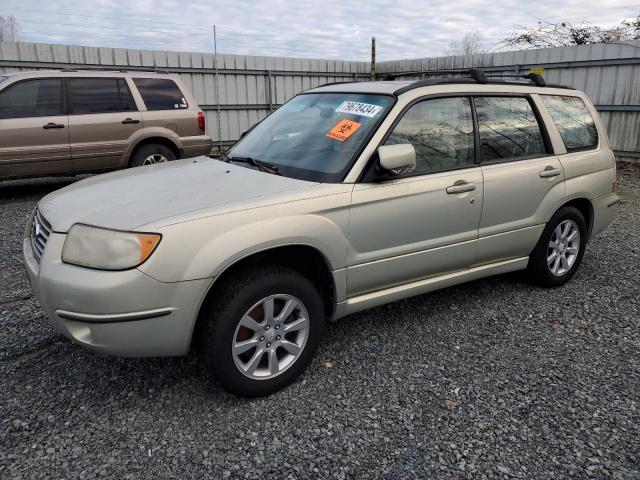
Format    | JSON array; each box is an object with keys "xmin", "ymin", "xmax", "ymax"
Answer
[
  {"xmin": 65, "ymin": 77, "xmax": 138, "ymax": 115},
  {"xmin": 359, "ymin": 94, "xmax": 480, "ymax": 183},
  {"xmin": 0, "ymin": 77, "xmax": 66, "ymax": 119},
  {"xmin": 472, "ymin": 93, "xmax": 554, "ymax": 166},
  {"xmin": 539, "ymin": 94, "xmax": 600, "ymax": 154}
]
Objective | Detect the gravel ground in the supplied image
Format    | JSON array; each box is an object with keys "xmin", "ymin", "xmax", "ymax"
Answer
[{"xmin": 1, "ymin": 166, "xmax": 639, "ymax": 479}]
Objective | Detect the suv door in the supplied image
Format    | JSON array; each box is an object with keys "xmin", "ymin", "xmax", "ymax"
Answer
[
  {"xmin": 66, "ymin": 77, "xmax": 142, "ymax": 172},
  {"xmin": 473, "ymin": 95, "xmax": 565, "ymax": 265},
  {"xmin": 0, "ymin": 78, "xmax": 70, "ymax": 178},
  {"xmin": 347, "ymin": 97, "xmax": 483, "ymax": 297}
]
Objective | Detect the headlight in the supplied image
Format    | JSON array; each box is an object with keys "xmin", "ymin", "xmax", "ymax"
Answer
[{"xmin": 62, "ymin": 224, "xmax": 161, "ymax": 270}]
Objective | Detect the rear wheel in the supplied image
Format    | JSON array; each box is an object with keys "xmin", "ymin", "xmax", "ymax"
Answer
[
  {"xmin": 199, "ymin": 264, "xmax": 325, "ymax": 397},
  {"xmin": 527, "ymin": 206, "xmax": 587, "ymax": 287},
  {"xmin": 130, "ymin": 144, "xmax": 176, "ymax": 167}
]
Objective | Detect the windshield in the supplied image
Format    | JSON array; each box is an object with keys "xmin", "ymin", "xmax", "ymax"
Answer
[
  {"xmin": 0, "ymin": 76, "xmax": 7, "ymax": 84},
  {"xmin": 228, "ymin": 92, "xmax": 393, "ymax": 182}
]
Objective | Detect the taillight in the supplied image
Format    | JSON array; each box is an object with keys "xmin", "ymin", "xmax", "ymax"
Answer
[
  {"xmin": 197, "ymin": 111, "xmax": 205, "ymax": 133},
  {"xmin": 612, "ymin": 181, "xmax": 617, "ymax": 193}
]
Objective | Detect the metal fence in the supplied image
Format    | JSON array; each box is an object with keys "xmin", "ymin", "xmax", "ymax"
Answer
[
  {"xmin": 1, "ymin": 40, "xmax": 639, "ymax": 162},
  {"xmin": 377, "ymin": 40, "xmax": 640, "ymax": 163},
  {"xmin": 0, "ymin": 41, "xmax": 369, "ymax": 150}
]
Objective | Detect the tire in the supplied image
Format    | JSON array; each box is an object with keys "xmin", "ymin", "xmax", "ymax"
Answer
[
  {"xmin": 527, "ymin": 206, "xmax": 587, "ymax": 287},
  {"xmin": 199, "ymin": 264, "xmax": 325, "ymax": 397},
  {"xmin": 129, "ymin": 144, "xmax": 176, "ymax": 167}
]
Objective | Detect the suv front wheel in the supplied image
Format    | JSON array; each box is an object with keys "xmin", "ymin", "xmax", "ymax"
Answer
[
  {"xmin": 528, "ymin": 205, "xmax": 587, "ymax": 287},
  {"xmin": 130, "ymin": 144, "xmax": 176, "ymax": 167},
  {"xmin": 200, "ymin": 264, "xmax": 325, "ymax": 397}
]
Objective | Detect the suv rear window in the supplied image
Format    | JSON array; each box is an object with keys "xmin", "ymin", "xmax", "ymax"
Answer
[
  {"xmin": 0, "ymin": 78, "xmax": 63, "ymax": 119},
  {"xmin": 68, "ymin": 78, "xmax": 136, "ymax": 114},
  {"xmin": 133, "ymin": 78, "xmax": 188, "ymax": 111},
  {"xmin": 475, "ymin": 96, "xmax": 547, "ymax": 162},
  {"xmin": 541, "ymin": 95, "xmax": 598, "ymax": 151}
]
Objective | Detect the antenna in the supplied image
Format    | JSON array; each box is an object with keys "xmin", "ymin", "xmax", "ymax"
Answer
[{"xmin": 213, "ymin": 25, "xmax": 223, "ymax": 154}]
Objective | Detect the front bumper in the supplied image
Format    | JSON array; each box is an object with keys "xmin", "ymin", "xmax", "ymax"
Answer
[{"xmin": 23, "ymin": 232, "xmax": 211, "ymax": 357}]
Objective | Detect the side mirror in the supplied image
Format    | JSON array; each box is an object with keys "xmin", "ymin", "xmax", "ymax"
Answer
[{"xmin": 377, "ymin": 144, "xmax": 416, "ymax": 173}]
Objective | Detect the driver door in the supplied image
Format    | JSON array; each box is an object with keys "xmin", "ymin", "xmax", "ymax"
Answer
[{"xmin": 346, "ymin": 97, "xmax": 484, "ymax": 297}]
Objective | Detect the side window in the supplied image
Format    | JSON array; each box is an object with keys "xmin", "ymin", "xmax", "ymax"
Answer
[
  {"xmin": 384, "ymin": 97, "xmax": 475, "ymax": 175},
  {"xmin": 475, "ymin": 96, "xmax": 547, "ymax": 162},
  {"xmin": 0, "ymin": 79, "xmax": 63, "ymax": 119},
  {"xmin": 132, "ymin": 78, "xmax": 188, "ymax": 111},
  {"xmin": 68, "ymin": 78, "xmax": 135, "ymax": 114},
  {"xmin": 541, "ymin": 95, "xmax": 598, "ymax": 151}
]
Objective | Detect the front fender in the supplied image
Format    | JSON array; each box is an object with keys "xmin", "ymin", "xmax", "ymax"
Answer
[{"xmin": 139, "ymin": 209, "xmax": 350, "ymax": 283}]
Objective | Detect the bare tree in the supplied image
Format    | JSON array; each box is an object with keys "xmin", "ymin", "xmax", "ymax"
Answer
[
  {"xmin": 501, "ymin": 17, "xmax": 640, "ymax": 50},
  {"xmin": 0, "ymin": 15, "xmax": 20, "ymax": 42},
  {"xmin": 447, "ymin": 32, "xmax": 485, "ymax": 56}
]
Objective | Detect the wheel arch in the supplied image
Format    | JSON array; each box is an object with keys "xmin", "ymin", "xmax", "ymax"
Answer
[
  {"xmin": 190, "ymin": 244, "xmax": 337, "ymax": 347},
  {"xmin": 128, "ymin": 136, "xmax": 182, "ymax": 166},
  {"xmin": 557, "ymin": 197, "xmax": 594, "ymax": 239}
]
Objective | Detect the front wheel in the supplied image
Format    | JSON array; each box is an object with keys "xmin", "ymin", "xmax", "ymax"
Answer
[
  {"xmin": 200, "ymin": 265, "xmax": 325, "ymax": 397},
  {"xmin": 527, "ymin": 206, "xmax": 587, "ymax": 287}
]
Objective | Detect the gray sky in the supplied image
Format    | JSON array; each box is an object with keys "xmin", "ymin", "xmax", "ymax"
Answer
[{"xmin": 2, "ymin": 0, "xmax": 638, "ymax": 60}]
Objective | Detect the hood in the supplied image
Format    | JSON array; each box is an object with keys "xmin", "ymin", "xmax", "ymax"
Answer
[{"xmin": 39, "ymin": 157, "xmax": 318, "ymax": 232}]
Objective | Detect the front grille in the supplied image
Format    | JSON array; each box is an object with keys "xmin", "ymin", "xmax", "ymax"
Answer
[{"xmin": 30, "ymin": 209, "xmax": 52, "ymax": 263}]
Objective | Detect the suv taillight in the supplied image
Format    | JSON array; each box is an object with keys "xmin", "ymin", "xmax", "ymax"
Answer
[{"xmin": 197, "ymin": 111, "xmax": 205, "ymax": 133}]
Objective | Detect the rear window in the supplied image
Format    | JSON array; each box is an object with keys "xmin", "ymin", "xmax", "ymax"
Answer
[
  {"xmin": 133, "ymin": 78, "xmax": 188, "ymax": 111},
  {"xmin": 68, "ymin": 78, "xmax": 136, "ymax": 114},
  {"xmin": 0, "ymin": 78, "xmax": 63, "ymax": 119},
  {"xmin": 541, "ymin": 95, "xmax": 598, "ymax": 151}
]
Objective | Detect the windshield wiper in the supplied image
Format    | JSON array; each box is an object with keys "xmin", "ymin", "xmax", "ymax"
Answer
[{"xmin": 225, "ymin": 154, "xmax": 280, "ymax": 175}]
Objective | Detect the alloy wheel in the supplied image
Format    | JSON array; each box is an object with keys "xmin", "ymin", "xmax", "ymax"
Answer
[
  {"xmin": 547, "ymin": 219, "xmax": 580, "ymax": 276},
  {"xmin": 232, "ymin": 294, "xmax": 310, "ymax": 380}
]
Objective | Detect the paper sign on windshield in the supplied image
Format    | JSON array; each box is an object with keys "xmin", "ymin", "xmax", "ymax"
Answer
[
  {"xmin": 326, "ymin": 119, "xmax": 361, "ymax": 141},
  {"xmin": 335, "ymin": 101, "xmax": 383, "ymax": 118}
]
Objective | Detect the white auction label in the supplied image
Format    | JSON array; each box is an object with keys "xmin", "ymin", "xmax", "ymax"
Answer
[{"xmin": 335, "ymin": 101, "xmax": 383, "ymax": 118}]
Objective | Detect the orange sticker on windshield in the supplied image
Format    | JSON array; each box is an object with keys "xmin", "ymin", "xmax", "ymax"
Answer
[{"xmin": 326, "ymin": 119, "xmax": 361, "ymax": 142}]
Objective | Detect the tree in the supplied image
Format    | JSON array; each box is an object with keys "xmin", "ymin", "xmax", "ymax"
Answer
[
  {"xmin": 447, "ymin": 32, "xmax": 485, "ymax": 56},
  {"xmin": 502, "ymin": 17, "xmax": 640, "ymax": 50},
  {"xmin": 0, "ymin": 15, "xmax": 20, "ymax": 42}
]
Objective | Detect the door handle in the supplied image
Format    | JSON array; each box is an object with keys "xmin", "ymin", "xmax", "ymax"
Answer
[
  {"xmin": 122, "ymin": 118, "xmax": 140, "ymax": 124},
  {"xmin": 43, "ymin": 122, "xmax": 65, "ymax": 129},
  {"xmin": 539, "ymin": 167, "xmax": 562, "ymax": 178},
  {"xmin": 446, "ymin": 182, "xmax": 476, "ymax": 194}
]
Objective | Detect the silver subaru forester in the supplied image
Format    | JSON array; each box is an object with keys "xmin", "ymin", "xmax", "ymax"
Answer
[{"xmin": 24, "ymin": 72, "xmax": 619, "ymax": 396}]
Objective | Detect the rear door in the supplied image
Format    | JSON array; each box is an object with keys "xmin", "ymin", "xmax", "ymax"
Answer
[
  {"xmin": 0, "ymin": 78, "xmax": 70, "ymax": 178},
  {"xmin": 67, "ymin": 77, "xmax": 142, "ymax": 172},
  {"xmin": 474, "ymin": 95, "xmax": 565, "ymax": 265}
]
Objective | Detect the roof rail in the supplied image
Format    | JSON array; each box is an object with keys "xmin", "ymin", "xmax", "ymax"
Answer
[{"xmin": 58, "ymin": 67, "xmax": 171, "ymax": 74}]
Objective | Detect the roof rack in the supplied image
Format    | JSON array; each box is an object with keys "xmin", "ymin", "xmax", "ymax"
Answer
[
  {"xmin": 386, "ymin": 68, "xmax": 572, "ymax": 94},
  {"xmin": 384, "ymin": 68, "xmax": 488, "ymax": 82},
  {"xmin": 58, "ymin": 67, "xmax": 171, "ymax": 74}
]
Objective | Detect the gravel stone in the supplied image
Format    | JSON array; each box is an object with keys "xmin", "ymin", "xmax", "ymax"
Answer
[{"xmin": 1, "ymin": 165, "xmax": 639, "ymax": 479}]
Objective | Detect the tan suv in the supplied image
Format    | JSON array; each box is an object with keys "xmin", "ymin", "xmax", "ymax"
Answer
[
  {"xmin": 0, "ymin": 70, "xmax": 212, "ymax": 179},
  {"xmin": 24, "ymin": 70, "xmax": 619, "ymax": 396}
]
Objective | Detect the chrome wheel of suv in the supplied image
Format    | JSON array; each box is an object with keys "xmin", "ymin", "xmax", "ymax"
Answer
[
  {"xmin": 547, "ymin": 219, "xmax": 580, "ymax": 276},
  {"xmin": 232, "ymin": 294, "xmax": 309, "ymax": 380},
  {"xmin": 142, "ymin": 153, "xmax": 169, "ymax": 165}
]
